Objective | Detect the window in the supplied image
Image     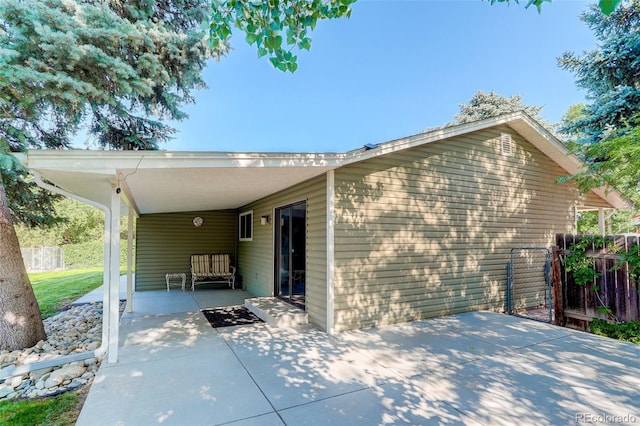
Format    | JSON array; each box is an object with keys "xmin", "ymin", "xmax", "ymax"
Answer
[
  {"xmin": 500, "ymin": 133, "xmax": 513, "ymax": 156},
  {"xmin": 239, "ymin": 211, "xmax": 253, "ymax": 241}
]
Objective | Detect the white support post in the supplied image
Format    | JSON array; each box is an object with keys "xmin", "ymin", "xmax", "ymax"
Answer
[
  {"xmin": 326, "ymin": 170, "xmax": 335, "ymax": 335},
  {"xmin": 107, "ymin": 186, "xmax": 121, "ymax": 363},
  {"xmin": 126, "ymin": 207, "xmax": 134, "ymax": 313}
]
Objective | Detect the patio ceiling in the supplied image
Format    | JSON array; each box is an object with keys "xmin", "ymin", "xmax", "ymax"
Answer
[{"xmin": 20, "ymin": 150, "xmax": 344, "ymax": 215}]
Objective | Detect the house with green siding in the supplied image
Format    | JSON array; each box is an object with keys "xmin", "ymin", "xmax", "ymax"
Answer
[{"xmin": 20, "ymin": 112, "xmax": 628, "ymax": 352}]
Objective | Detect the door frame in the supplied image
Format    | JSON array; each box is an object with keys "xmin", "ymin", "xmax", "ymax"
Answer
[{"xmin": 274, "ymin": 200, "xmax": 307, "ymax": 309}]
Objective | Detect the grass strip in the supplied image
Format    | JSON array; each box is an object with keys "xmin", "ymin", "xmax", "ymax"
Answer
[
  {"xmin": 30, "ymin": 267, "xmax": 104, "ymax": 319},
  {"xmin": 0, "ymin": 391, "xmax": 80, "ymax": 426}
]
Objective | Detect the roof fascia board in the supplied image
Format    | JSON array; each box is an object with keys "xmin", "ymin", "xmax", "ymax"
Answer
[{"xmin": 23, "ymin": 150, "xmax": 346, "ymax": 171}]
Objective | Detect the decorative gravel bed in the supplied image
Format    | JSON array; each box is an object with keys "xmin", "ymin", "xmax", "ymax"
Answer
[{"xmin": 0, "ymin": 302, "xmax": 116, "ymax": 401}]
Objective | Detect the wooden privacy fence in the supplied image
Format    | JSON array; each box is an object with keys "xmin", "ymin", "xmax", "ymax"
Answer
[{"xmin": 554, "ymin": 234, "xmax": 640, "ymax": 327}]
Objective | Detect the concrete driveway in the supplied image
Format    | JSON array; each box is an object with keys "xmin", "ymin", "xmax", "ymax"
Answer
[{"xmin": 77, "ymin": 296, "xmax": 640, "ymax": 425}]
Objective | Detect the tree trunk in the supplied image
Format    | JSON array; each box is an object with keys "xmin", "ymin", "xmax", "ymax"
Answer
[{"xmin": 0, "ymin": 174, "xmax": 46, "ymax": 351}]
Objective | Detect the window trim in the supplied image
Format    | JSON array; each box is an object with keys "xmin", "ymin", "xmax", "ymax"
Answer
[{"xmin": 239, "ymin": 210, "xmax": 253, "ymax": 241}]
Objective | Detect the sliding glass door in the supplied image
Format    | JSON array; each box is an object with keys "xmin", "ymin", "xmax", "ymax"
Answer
[{"xmin": 275, "ymin": 201, "xmax": 306, "ymax": 309}]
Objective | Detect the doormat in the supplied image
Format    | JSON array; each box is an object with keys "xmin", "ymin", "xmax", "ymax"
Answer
[{"xmin": 201, "ymin": 306, "xmax": 264, "ymax": 328}]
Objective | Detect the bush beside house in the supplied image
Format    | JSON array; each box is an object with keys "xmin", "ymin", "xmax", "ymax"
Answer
[{"xmin": 63, "ymin": 241, "xmax": 133, "ymax": 269}]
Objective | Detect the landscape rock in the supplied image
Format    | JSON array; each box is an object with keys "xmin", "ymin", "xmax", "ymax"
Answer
[
  {"xmin": 17, "ymin": 379, "xmax": 32, "ymax": 391},
  {"xmin": 9, "ymin": 376, "xmax": 23, "ymax": 389},
  {"xmin": 44, "ymin": 364, "xmax": 87, "ymax": 389},
  {"xmin": 81, "ymin": 371, "xmax": 94, "ymax": 380},
  {"xmin": 29, "ymin": 367, "xmax": 53, "ymax": 381},
  {"xmin": 0, "ymin": 384, "xmax": 12, "ymax": 398},
  {"xmin": 86, "ymin": 341, "xmax": 101, "ymax": 351},
  {"xmin": 0, "ymin": 302, "xmax": 122, "ymax": 401}
]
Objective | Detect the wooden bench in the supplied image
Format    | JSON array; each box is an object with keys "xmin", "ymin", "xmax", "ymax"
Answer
[{"xmin": 190, "ymin": 254, "xmax": 236, "ymax": 291}]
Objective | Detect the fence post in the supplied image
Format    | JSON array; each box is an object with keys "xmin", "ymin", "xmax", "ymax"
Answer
[{"xmin": 551, "ymin": 246, "xmax": 564, "ymax": 326}]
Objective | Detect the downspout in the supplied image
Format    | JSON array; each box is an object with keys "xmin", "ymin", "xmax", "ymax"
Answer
[{"xmin": 0, "ymin": 171, "xmax": 111, "ymax": 379}]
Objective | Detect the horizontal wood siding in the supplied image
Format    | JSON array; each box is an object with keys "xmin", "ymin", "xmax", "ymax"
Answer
[
  {"xmin": 136, "ymin": 210, "xmax": 236, "ymax": 290},
  {"xmin": 239, "ymin": 175, "xmax": 328, "ymax": 330},
  {"xmin": 582, "ymin": 190, "xmax": 612, "ymax": 209},
  {"xmin": 332, "ymin": 126, "xmax": 612, "ymax": 331}
]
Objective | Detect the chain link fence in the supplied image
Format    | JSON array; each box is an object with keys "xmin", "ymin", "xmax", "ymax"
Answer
[{"xmin": 21, "ymin": 247, "xmax": 65, "ymax": 272}]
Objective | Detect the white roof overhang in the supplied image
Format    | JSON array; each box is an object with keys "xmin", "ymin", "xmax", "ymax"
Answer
[
  {"xmin": 18, "ymin": 151, "xmax": 344, "ymax": 215},
  {"xmin": 17, "ymin": 111, "xmax": 630, "ymax": 216}
]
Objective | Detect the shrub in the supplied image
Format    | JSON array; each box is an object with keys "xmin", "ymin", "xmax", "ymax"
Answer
[
  {"xmin": 590, "ymin": 318, "xmax": 640, "ymax": 345},
  {"xmin": 63, "ymin": 241, "xmax": 133, "ymax": 269}
]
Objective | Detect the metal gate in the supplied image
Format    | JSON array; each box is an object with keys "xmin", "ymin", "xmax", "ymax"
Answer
[{"xmin": 506, "ymin": 247, "xmax": 552, "ymax": 323}]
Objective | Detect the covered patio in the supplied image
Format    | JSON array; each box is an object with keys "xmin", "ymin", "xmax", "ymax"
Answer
[
  {"xmin": 15, "ymin": 149, "xmax": 343, "ymax": 369},
  {"xmin": 75, "ymin": 300, "xmax": 640, "ymax": 425}
]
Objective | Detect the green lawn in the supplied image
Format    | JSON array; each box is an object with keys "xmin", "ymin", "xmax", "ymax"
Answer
[
  {"xmin": 30, "ymin": 267, "xmax": 105, "ymax": 319},
  {"xmin": 0, "ymin": 390, "xmax": 81, "ymax": 426}
]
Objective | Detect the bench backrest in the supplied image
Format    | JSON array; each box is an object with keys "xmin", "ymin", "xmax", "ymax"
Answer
[
  {"xmin": 211, "ymin": 254, "xmax": 231, "ymax": 275},
  {"xmin": 191, "ymin": 254, "xmax": 211, "ymax": 275}
]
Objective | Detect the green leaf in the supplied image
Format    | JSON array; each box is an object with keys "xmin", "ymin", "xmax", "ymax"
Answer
[
  {"xmin": 598, "ymin": 0, "xmax": 621, "ymax": 15},
  {"xmin": 275, "ymin": 61, "xmax": 288, "ymax": 72},
  {"xmin": 245, "ymin": 32, "xmax": 258, "ymax": 45},
  {"xmin": 299, "ymin": 37, "xmax": 311, "ymax": 50},
  {"xmin": 269, "ymin": 56, "xmax": 280, "ymax": 68}
]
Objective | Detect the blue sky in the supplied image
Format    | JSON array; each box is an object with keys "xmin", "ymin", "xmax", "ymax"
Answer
[{"xmin": 166, "ymin": 0, "xmax": 595, "ymax": 152}]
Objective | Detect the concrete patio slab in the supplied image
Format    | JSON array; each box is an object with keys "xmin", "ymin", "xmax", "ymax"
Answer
[
  {"xmin": 78, "ymin": 348, "xmax": 273, "ymax": 425},
  {"xmin": 116, "ymin": 311, "xmax": 227, "ymax": 365},
  {"xmin": 76, "ymin": 295, "xmax": 640, "ymax": 426},
  {"xmin": 218, "ymin": 324, "xmax": 382, "ymax": 411},
  {"xmin": 420, "ymin": 311, "xmax": 573, "ymax": 349},
  {"xmin": 336, "ymin": 319, "xmax": 504, "ymax": 378},
  {"xmin": 410, "ymin": 318, "xmax": 640, "ymax": 426},
  {"xmin": 278, "ymin": 381, "xmax": 482, "ymax": 426},
  {"xmin": 225, "ymin": 412, "xmax": 285, "ymax": 426},
  {"xmin": 124, "ymin": 288, "xmax": 252, "ymax": 317}
]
